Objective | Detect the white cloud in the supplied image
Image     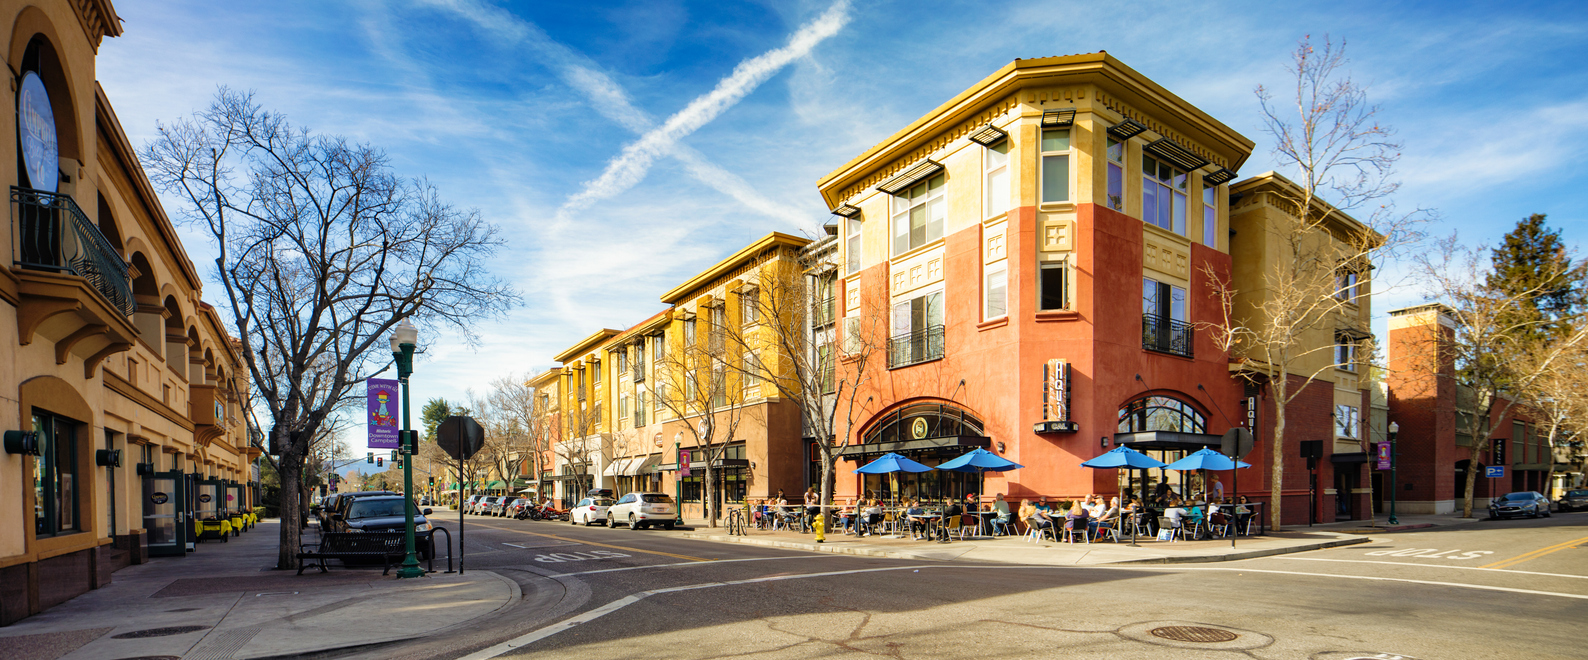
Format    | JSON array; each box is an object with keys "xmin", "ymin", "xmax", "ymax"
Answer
[{"xmin": 553, "ymin": 0, "xmax": 851, "ymax": 227}]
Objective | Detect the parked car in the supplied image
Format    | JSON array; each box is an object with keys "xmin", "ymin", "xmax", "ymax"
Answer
[
  {"xmin": 475, "ymin": 496, "xmax": 504, "ymax": 516},
  {"xmin": 505, "ymin": 498, "xmax": 535, "ymax": 519},
  {"xmin": 316, "ymin": 493, "xmax": 342, "ymax": 528},
  {"xmin": 486, "ymin": 497, "xmax": 515, "ymax": 517},
  {"xmin": 334, "ymin": 495, "xmax": 435, "ymax": 559},
  {"xmin": 1489, "ymin": 491, "xmax": 1551, "ymax": 519},
  {"xmin": 1557, "ymin": 489, "xmax": 1588, "ymax": 512},
  {"xmin": 460, "ymin": 495, "xmax": 485, "ymax": 514},
  {"xmin": 327, "ymin": 491, "xmax": 398, "ymax": 529},
  {"xmin": 570, "ymin": 497, "xmax": 614, "ymax": 526},
  {"xmin": 606, "ymin": 492, "xmax": 676, "ymax": 530}
]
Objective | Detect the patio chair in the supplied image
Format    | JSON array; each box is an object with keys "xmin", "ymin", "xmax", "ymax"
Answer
[
  {"xmin": 990, "ymin": 514, "xmax": 1016, "ymax": 537},
  {"xmin": 1159, "ymin": 516, "xmax": 1183, "ymax": 542},
  {"xmin": 939, "ymin": 515, "xmax": 964, "ymax": 542},
  {"xmin": 1062, "ymin": 516, "xmax": 1090, "ymax": 544},
  {"xmin": 1025, "ymin": 517, "xmax": 1055, "ymax": 543}
]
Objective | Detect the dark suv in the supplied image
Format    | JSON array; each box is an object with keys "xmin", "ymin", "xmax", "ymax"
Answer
[{"xmin": 329, "ymin": 495, "xmax": 435, "ymax": 558}]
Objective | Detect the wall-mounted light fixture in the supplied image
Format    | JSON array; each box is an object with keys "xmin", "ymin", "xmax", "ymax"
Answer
[
  {"xmin": 4, "ymin": 430, "xmax": 39, "ymax": 455},
  {"xmin": 996, "ymin": 441, "xmax": 1005, "ymax": 453},
  {"xmin": 1101, "ymin": 436, "xmax": 1110, "ymax": 448}
]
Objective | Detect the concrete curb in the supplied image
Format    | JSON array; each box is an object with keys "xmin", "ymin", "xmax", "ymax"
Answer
[
  {"xmin": 680, "ymin": 531, "xmax": 1372, "ymax": 565},
  {"xmin": 1110, "ymin": 534, "xmax": 1372, "ymax": 564},
  {"xmin": 1335, "ymin": 523, "xmax": 1436, "ymax": 534}
]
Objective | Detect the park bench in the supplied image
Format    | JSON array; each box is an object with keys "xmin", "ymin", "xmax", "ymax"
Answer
[{"xmin": 296, "ymin": 531, "xmax": 409, "ymax": 575}]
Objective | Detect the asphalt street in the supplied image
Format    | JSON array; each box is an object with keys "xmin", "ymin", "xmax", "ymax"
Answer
[{"xmin": 340, "ymin": 509, "xmax": 1588, "ymax": 660}]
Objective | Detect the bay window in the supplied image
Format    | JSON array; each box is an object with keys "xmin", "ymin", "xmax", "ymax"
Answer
[
  {"xmin": 1040, "ymin": 129, "xmax": 1071, "ymax": 203},
  {"xmin": 889, "ymin": 290, "xmax": 944, "ymax": 368},
  {"xmin": 891, "ymin": 174, "xmax": 945, "ymax": 255},
  {"xmin": 1142, "ymin": 154, "xmax": 1187, "ymax": 235},
  {"xmin": 1142, "ymin": 277, "xmax": 1191, "ymax": 357},
  {"xmin": 846, "ymin": 218, "xmax": 863, "ymax": 274},
  {"xmin": 985, "ymin": 264, "xmax": 1008, "ymax": 319},
  {"xmin": 1335, "ymin": 404, "xmax": 1360, "ymax": 439},
  {"xmin": 985, "ymin": 140, "xmax": 1010, "ymax": 218},
  {"xmin": 1202, "ymin": 184, "xmax": 1218, "ymax": 247},
  {"xmin": 1106, "ymin": 137, "xmax": 1125, "ymax": 211},
  {"xmin": 1039, "ymin": 261, "xmax": 1069, "ymax": 311}
]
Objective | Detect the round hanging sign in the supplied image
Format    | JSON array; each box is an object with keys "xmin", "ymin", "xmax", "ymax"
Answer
[
  {"xmin": 911, "ymin": 417, "xmax": 929, "ymax": 440},
  {"xmin": 198, "ymin": 493, "xmax": 212, "ymax": 503},
  {"xmin": 150, "ymin": 492, "xmax": 169, "ymax": 505},
  {"xmin": 17, "ymin": 72, "xmax": 58, "ymax": 194}
]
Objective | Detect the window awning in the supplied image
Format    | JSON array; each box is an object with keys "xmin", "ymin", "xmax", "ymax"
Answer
[
  {"xmin": 839, "ymin": 435, "xmax": 990, "ymax": 458},
  {"xmin": 1111, "ymin": 431, "xmax": 1222, "ymax": 451},
  {"xmin": 1203, "ymin": 168, "xmax": 1237, "ymax": 186},
  {"xmin": 631, "ymin": 454, "xmax": 662, "ymax": 475},
  {"xmin": 831, "ymin": 203, "xmax": 861, "ymax": 218},
  {"xmin": 968, "ymin": 124, "xmax": 1007, "ymax": 147},
  {"xmin": 1144, "ymin": 138, "xmax": 1209, "ymax": 172},
  {"xmin": 876, "ymin": 160, "xmax": 944, "ymax": 195},
  {"xmin": 1041, "ymin": 108, "xmax": 1076, "ymax": 128},
  {"xmin": 602, "ymin": 458, "xmax": 631, "ymax": 477},
  {"xmin": 1107, "ymin": 118, "xmax": 1147, "ymax": 139}
]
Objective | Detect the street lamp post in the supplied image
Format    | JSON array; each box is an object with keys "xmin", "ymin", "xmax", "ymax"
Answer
[
  {"xmin": 673, "ymin": 434, "xmax": 685, "ymax": 527},
  {"xmin": 391, "ymin": 319, "xmax": 425, "ymax": 579},
  {"xmin": 1387, "ymin": 421, "xmax": 1400, "ymax": 526}
]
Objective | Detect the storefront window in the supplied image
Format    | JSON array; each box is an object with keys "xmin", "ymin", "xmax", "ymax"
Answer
[{"xmin": 33, "ymin": 411, "xmax": 80, "ymax": 537}]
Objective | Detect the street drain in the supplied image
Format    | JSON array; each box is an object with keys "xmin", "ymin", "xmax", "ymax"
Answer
[
  {"xmin": 111, "ymin": 626, "xmax": 211, "ymax": 639},
  {"xmin": 1151, "ymin": 626, "xmax": 1239, "ymax": 643}
]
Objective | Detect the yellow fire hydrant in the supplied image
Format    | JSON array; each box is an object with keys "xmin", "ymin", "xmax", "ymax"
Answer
[{"xmin": 813, "ymin": 511, "xmax": 826, "ymax": 543}]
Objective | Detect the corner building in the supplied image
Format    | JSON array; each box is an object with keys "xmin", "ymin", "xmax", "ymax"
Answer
[
  {"xmin": 1, "ymin": 0, "xmax": 257, "ymax": 625},
  {"xmin": 820, "ymin": 53, "xmax": 1368, "ymax": 524}
]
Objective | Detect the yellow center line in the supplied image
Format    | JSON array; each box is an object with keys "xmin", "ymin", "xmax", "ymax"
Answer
[
  {"xmin": 465, "ymin": 521, "xmax": 713, "ymax": 563},
  {"xmin": 1481, "ymin": 536, "xmax": 1588, "ymax": 570}
]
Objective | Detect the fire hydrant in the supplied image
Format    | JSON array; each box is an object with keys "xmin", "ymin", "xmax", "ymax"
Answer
[{"xmin": 813, "ymin": 511, "xmax": 826, "ymax": 543}]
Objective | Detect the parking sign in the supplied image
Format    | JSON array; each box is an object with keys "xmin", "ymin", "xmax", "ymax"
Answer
[{"xmin": 1485, "ymin": 465, "xmax": 1505, "ymax": 479}]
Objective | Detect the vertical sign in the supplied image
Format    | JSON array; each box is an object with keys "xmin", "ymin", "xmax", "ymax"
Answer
[
  {"xmin": 1244, "ymin": 396, "xmax": 1258, "ymax": 431},
  {"xmin": 1375, "ymin": 441, "xmax": 1392, "ymax": 470},
  {"xmin": 367, "ymin": 378, "xmax": 401, "ymax": 449},
  {"xmin": 679, "ymin": 450, "xmax": 692, "ymax": 478},
  {"xmin": 1492, "ymin": 438, "xmax": 1506, "ymax": 466},
  {"xmin": 1043, "ymin": 359, "xmax": 1070, "ymax": 421}
]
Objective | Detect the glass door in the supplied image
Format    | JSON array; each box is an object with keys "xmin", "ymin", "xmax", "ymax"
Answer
[
  {"xmin": 196, "ymin": 478, "xmax": 223, "ymax": 522},
  {"xmin": 143, "ymin": 472, "xmax": 186, "ymax": 557}
]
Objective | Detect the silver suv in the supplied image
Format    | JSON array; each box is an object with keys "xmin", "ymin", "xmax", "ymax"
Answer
[{"xmin": 607, "ymin": 492, "xmax": 677, "ymax": 530}]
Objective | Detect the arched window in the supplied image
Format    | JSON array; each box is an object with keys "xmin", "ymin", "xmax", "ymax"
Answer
[
  {"xmin": 1118, "ymin": 395, "xmax": 1206, "ymax": 434},
  {"xmin": 862, "ymin": 402, "xmax": 985, "ymax": 446}
]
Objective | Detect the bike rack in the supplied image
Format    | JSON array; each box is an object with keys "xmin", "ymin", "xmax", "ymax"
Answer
[{"xmin": 427, "ymin": 527, "xmax": 455, "ymax": 573}]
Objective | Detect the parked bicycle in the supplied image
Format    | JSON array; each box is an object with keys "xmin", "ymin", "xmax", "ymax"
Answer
[{"xmin": 726, "ymin": 507, "xmax": 748, "ymax": 536}]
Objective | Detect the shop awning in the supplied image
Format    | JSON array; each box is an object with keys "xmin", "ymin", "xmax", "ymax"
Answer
[
  {"xmin": 657, "ymin": 458, "xmax": 751, "ymax": 471},
  {"xmin": 603, "ymin": 459, "xmax": 631, "ymax": 477},
  {"xmin": 1111, "ymin": 431, "xmax": 1222, "ymax": 451},
  {"xmin": 632, "ymin": 454, "xmax": 662, "ymax": 475},
  {"xmin": 1331, "ymin": 452, "xmax": 1368, "ymax": 464},
  {"xmin": 838, "ymin": 435, "xmax": 990, "ymax": 458},
  {"xmin": 483, "ymin": 480, "xmax": 507, "ymax": 489}
]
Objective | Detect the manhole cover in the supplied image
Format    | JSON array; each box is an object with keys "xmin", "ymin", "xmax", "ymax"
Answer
[
  {"xmin": 111, "ymin": 626, "xmax": 211, "ymax": 639},
  {"xmin": 1151, "ymin": 626, "xmax": 1240, "ymax": 643}
]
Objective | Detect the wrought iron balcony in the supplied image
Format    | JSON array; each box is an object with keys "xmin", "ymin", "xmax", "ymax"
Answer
[
  {"xmin": 1142, "ymin": 313, "xmax": 1194, "ymax": 358},
  {"xmin": 813, "ymin": 296, "xmax": 835, "ymax": 328},
  {"xmin": 11, "ymin": 187, "xmax": 133, "ymax": 316},
  {"xmin": 888, "ymin": 324, "xmax": 944, "ymax": 369}
]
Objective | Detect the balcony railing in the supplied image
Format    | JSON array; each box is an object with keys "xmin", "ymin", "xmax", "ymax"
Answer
[
  {"xmin": 12, "ymin": 187, "xmax": 134, "ymax": 316},
  {"xmin": 813, "ymin": 296, "xmax": 835, "ymax": 328},
  {"xmin": 1142, "ymin": 313, "xmax": 1194, "ymax": 358},
  {"xmin": 888, "ymin": 324, "xmax": 944, "ymax": 369}
]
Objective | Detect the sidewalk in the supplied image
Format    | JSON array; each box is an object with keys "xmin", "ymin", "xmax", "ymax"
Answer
[
  {"xmin": 676, "ymin": 521, "xmax": 1371, "ymax": 565},
  {"xmin": 1301, "ymin": 511, "xmax": 1490, "ymax": 534},
  {"xmin": 0, "ymin": 520, "xmax": 517, "ymax": 660}
]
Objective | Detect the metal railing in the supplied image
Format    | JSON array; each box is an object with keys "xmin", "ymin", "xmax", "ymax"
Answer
[
  {"xmin": 887, "ymin": 324, "xmax": 944, "ymax": 369},
  {"xmin": 813, "ymin": 296, "xmax": 835, "ymax": 328},
  {"xmin": 1142, "ymin": 313, "xmax": 1193, "ymax": 358},
  {"xmin": 12, "ymin": 187, "xmax": 134, "ymax": 316}
]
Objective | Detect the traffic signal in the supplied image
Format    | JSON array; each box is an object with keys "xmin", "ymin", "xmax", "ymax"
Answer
[
  {"xmin": 429, "ymin": 476, "xmax": 436, "ymax": 487},
  {"xmin": 396, "ymin": 458, "xmax": 404, "ymax": 469},
  {"xmin": 390, "ymin": 450, "xmax": 398, "ymax": 461},
  {"xmin": 377, "ymin": 457, "xmax": 384, "ymax": 467},
  {"xmin": 367, "ymin": 452, "xmax": 373, "ymax": 464}
]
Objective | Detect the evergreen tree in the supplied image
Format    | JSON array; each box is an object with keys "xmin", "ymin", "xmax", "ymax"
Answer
[
  {"xmin": 421, "ymin": 398, "xmax": 453, "ymax": 442},
  {"xmin": 1487, "ymin": 214, "xmax": 1586, "ymax": 343}
]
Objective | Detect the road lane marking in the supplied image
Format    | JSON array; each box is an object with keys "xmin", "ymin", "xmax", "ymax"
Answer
[
  {"xmin": 1262, "ymin": 556, "xmax": 1588, "ymax": 580},
  {"xmin": 1481, "ymin": 535, "xmax": 1588, "ymax": 569},
  {"xmin": 534, "ymin": 550, "xmax": 631, "ymax": 563},
  {"xmin": 503, "ymin": 543, "xmax": 528, "ymax": 549},
  {"xmin": 563, "ymin": 554, "xmax": 831, "ymax": 576},
  {"xmin": 1362, "ymin": 548, "xmax": 1491, "ymax": 559},
  {"xmin": 453, "ymin": 563, "xmax": 1588, "ymax": 659},
  {"xmin": 465, "ymin": 521, "xmax": 713, "ymax": 562}
]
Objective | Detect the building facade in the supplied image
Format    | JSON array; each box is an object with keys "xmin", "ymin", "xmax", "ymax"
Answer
[
  {"xmin": 1, "ymin": 0, "xmax": 256, "ymax": 625},
  {"xmin": 817, "ymin": 53, "xmax": 1371, "ymax": 525}
]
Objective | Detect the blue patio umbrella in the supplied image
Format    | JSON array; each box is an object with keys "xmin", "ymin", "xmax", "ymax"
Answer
[
  {"xmin": 853, "ymin": 452, "xmax": 933, "ymax": 474},
  {"xmin": 1080, "ymin": 445, "xmax": 1167, "ymax": 547},
  {"xmin": 1164, "ymin": 448, "xmax": 1252, "ymax": 472},
  {"xmin": 1080, "ymin": 445, "xmax": 1169, "ymax": 469},
  {"xmin": 937, "ymin": 448, "xmax": 1023, "ymax": 472}
]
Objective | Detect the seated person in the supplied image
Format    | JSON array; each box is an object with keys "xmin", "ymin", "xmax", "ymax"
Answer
[
  {"xmin": 1091, "ymin": 496, "xmax": 1121, "ymax": 535},
  {"xmin": 1063, "ymin": 501, "xmax": 1090, "ymax": 534},
  {"xmin": 1164, "ymin": 499, "xmax": 1188, "ymax": 533},
  {"xmin": 941, "ymin": 501, "xmax": 964, "ymax": 540},
  {"xmin": 992, "ymin": 493, "xmax": 1015, "ymax": 535},
  {"xmin": 905, "ymin": 499, "xmax": 929, "ymax": 539},
  {"xmin": 1019, "ymin": 499, "xmax": 1051, "ymax": 536},
  {"xmin": 860, "ymin": 500, "xmax": 885, "ymax": 537},
  {"xmin": 837, "ymin": 499, "xmax": 857, "ymax": 534}
]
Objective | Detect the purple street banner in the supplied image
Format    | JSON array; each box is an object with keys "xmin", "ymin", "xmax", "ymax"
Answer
[
  {"xmin": 367, "ymin": 378, "xmax": 400, "ymax": 449},
  {"xmin": 679, "ymin": 449, "xmax": 692, "ymax": 479},
  {"xmin": 1376, "ymin": 441, "xmax": 1392, "ymax": 470}
]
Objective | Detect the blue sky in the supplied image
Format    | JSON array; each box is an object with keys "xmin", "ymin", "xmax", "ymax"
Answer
[{"xmin": 96, "ymin": 0, "xmax": 1586, "ymax": 425}]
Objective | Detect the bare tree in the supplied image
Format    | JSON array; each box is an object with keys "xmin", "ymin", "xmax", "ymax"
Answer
[
  {"xmin": 1208, "ymin": 35, "xmax": 1426, "ymax": 530},
  {"xmin": 717, "ymin": 242, "xmax": 886, "ymax": 528},
  {"xmin": 143, "ymin": 89, "xmax": 517, "ymax": 569},
  {"xmin": 1524, "ymin": 337, "xmax": 1587, "ymax": 499},
  {"xmin": 1411, "ymin": 238, "xmax": 1588, "ymax": 517},
  {"xmin": 487, "ymin": 375, "xmax": 554, "ymax": 497},
  {"xmin": 655, "ymin": 309, "xmax": 748, "ymax": 527},
  {"xmin": 555, "ymin": 387, "xmax": 605, "ymax": 506}
]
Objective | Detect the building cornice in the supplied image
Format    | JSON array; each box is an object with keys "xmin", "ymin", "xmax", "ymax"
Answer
[
  {"xmin": 659, "ymin": 232, "xmax": 810, "ymax": 305},
  {"xmin": 553, "ymin": 328, "xmax": 622, "ymax": 364}
]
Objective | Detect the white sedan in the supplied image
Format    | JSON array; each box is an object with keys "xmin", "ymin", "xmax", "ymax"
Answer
[{"xmin": 570, "ymin": 497, "xmax": 614, "ymax": 526}]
